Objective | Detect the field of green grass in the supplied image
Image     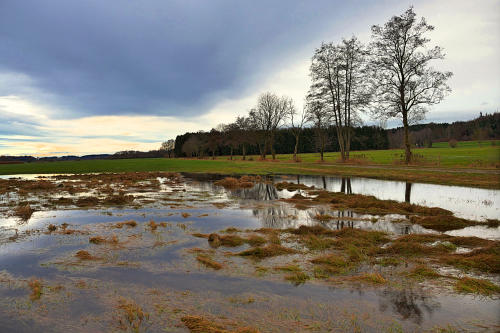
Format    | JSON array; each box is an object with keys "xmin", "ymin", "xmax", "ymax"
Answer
[
  {"xmin": 222, "ymin": 140, "xmax": 499, "ymax": 168},
  {"xmin": 0, "ymin": 141, "xmax": 498, "ymax": 189}
]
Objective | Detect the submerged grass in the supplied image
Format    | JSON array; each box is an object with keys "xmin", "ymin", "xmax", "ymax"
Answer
[
  {"xmin": 116, "ymin": 298, "xmax": 148, "ymax": 332},
  {"xmin": 196, "ymin": 255, "xmax": 223, "ymax": 270},
  {"xmin": 28, "ymin": 278, "xmax": 42, "ymax": 301}
]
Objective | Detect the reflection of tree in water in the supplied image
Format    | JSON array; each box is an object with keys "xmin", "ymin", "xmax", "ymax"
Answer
[
  {"xmin": 229, "ymin": 183, "xmax": 279, "ymax": 201},
  {"xmin": 253, "ymin": 204, "xmax": 300, "ymax": 228},
  {"xmin": 378, "ymin": 287, "xmax": 440, "ymax": 325},
  {"xmin": 405, "ymin": 182, "xmax": 412, "ymax": 203},
  {"xmin": 340, "ymin": 177, "xmax": 352, "ymax": 194}
]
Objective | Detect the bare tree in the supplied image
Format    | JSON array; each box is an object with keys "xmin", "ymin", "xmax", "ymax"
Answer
[
  {"xmin": 205, "ymin": 128, "xmax": 222, "ymax": 160},
  {"xmin": 249, "ymin": 92, "xmax": 293, "ymax": 160},
  {"xmin": 305, "ymin": 99, "xmax": 331, "ymax": 161},
  {"xmin": 309, "ymin": 36, "xmax": 369, "ymax": 161},
  {"xmin": 289, "ymin": 104, "xmax": 308, "ymax": 161},
  {"xmin": 160, "ymin": 139, "xmax": 175, "ymax": 158},
  {"xmin": 222, "ymin": 122, "xmax": 240, "ymax": 160},
  {"xmin": 234, "ymin": 116, "xmax": 253, "ymax": 160},
  {"xmin": 370, "ymin": 7, "xmax": 452, "ymax": 163},
  {"xmin": 182, "ymin": 135, "xmax": 202, "ymax": 157}
]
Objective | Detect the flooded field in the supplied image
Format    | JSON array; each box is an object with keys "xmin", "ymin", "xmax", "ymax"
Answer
[{"xmin": 0, "ymin": 172, "xmax": 499, "ymax": 332}]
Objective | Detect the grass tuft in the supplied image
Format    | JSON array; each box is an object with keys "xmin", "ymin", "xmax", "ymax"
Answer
[{"xmin": 455, "ymin": 277, "xmax": 500, "ymax": 296}]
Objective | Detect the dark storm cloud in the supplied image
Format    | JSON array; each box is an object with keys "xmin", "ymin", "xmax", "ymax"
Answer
[{"xmin": 0, "ymin": 0, "xmax": 363, "ymax": 118}]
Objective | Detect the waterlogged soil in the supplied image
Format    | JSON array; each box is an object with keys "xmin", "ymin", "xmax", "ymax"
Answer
[{"xmin": 0, "ymin": 172, "xmax": 499, "ymax": 332}]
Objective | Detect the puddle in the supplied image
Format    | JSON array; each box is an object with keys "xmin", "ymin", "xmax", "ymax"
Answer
[{"xmin": 0, "ymin": 172, "xmax": 499, "ymax": 332}]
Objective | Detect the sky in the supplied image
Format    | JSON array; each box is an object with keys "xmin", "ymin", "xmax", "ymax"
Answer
[{"xmin": 0, "ymin": 0, "xmax": 499, "ymax": 156}]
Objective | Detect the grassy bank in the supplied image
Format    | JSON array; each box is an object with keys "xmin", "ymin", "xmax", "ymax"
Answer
[{"xmin": 1, "ymin": 156, "xmax": 498, "ymax": 189}]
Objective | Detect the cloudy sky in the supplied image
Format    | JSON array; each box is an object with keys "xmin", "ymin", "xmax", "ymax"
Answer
[{"xmin": 1, "ymin": 0, "xmax": 498, "ymax": 156}]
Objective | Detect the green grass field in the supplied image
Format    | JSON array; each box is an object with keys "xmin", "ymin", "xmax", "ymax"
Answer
[
  {"xmin": 221, "ymin": 140, "xmax": 500, "ymax": 167},
  {"xmin": 1, "ymin": 141, "xmax": 498, "ymax": 189}
]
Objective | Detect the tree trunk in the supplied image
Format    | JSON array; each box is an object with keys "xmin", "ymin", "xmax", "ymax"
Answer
[
  {"xmin": 402, "ymin": 112, "xmax": 411, "ymax": 164},
  {"xmin": 230, "ymin": 147, "xmax": 233, "ymax": 160},
  {"xmin": 212, "ymin": 150, "xmax": 215, "ymax": 160},
  {"xmin": 242, "ymin": 145, "xmax": 246, "ymax": 160},
  {"xmin": 270, "ymin": 133, "xmax": 276, "ymax": 160},
  {"xmin": 293, "ymin": 135, "xmax": 299, "ymax": 161}
]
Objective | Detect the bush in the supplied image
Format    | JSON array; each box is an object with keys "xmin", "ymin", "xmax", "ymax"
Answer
[{"xmin": 449, "ymin": 139, "xmax": 458, "ymax": 148}]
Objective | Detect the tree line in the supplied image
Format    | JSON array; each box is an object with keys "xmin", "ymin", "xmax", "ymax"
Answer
[
  {"xmin": 173, "ymin": 7, "xmax": 455, "ymax": 163},
  {"xmin": 173, "ymin": 112, "xmax": 499, "ymax": 159}
]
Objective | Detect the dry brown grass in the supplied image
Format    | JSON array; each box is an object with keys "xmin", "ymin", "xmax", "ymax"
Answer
[
  {"xmin": 116, "ymin": 298, "xmax": 148, "ymax": 332},
  {"xmin": 455, "ymin": 277, "xmax": 500, "ymax": 296},
  {"xmin": 181, "ymin": 315, "xmax": 259, "ymax": 333},
  {"xmin": 440, "ymin": 243, "xmax": 500, "ymax": 273},
  {"xmin": 208, "ymin": 233, "xmax": 246, "ymax": 247},
  {"xmin": 237, "ymin": 244, "xmax": 298, "ymax": 259},
  {"xmin": 196, "ymin": 254, "xmax": 223, "ymax": 270},
  {"xmin": 75, "ymin": 250, "xmax": 99, "ymax": 260},
  {"xmin": 28, "ymin": 278, "xmax": 42, "ymax": 301},
  {"xmin": 114, "ymin": 220, "xmax": 137, "ymax": 228},
  {"xmin": 14, "ymin": 204, "xmax": 34, "ymax": 220},
  {"xmin": 349, "ymin": 273, "xmax": 387, "ymax": 284},
  {"xmin": 214, "ymin": 176, "xmax": 258, "ymax": 189},
  {"xmin": 89, "ymin": 235, "xmax": 119, "ymax": 245}
]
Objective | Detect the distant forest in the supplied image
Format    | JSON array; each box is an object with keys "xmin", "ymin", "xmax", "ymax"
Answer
[
  {"xmin": 1, "ymin": 112, "xmax": 498, "ymax": 163},
  {"xmin": 173, "ymin": 113, "xmax": 500, "ymax": 158}
]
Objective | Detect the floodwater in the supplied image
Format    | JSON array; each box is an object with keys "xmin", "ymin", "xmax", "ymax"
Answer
[{"xmin": 0, "ymin": 173, "xmax": 499, "ymax": 332}]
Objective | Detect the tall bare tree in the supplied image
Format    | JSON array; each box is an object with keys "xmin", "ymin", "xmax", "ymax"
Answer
[
  {"xmin": 309, "ymin": 36, "xmax": 369, "ymax": 161},
  {"xmin": 305, "ymin": 99, "xmax": 330, "ymax": 161},
  {"xmin": 234, "ymin": 116, "xmax": 252, "ymax": 160},
  {"xmin": 289, "ymin": 104, "xmax": 308, "ymax": 161},
  {"xmin": 249, "ymin": 92, "xmax": 293, "ymax": 160},
  {"xmin": 370, "ymin": 7, "xmax": 452, "ymax": 163}
]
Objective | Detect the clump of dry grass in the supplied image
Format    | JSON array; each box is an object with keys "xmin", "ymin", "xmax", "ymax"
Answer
[
  {"xmin": 103, "ymin": 193, "xmax": 134, "ymax": 205},
  {"xmin": 409, "ymin": 215, "xmax": 481, "ymax": 232},
  {"xmin": 208, "ymin": 233, "xmax": 245, "ymax": 247},
  {"xmin": 246, "ymin": 234, "xmax": 267, "ymax": 246},
  {"xmin": 148, "ymin": 220, "xmax": 158, "ymax": 231},
  {"xmin": 75, "ymin": 250, "xmax": 99, "ymax": 260},
  {"xmin": 455, "ymin": 277, "xmax": 500, "ymax": 296},
  {"xmin": 181, "ymin": 212, "xmax": 191, "ymax": 218},
  {"xmin": 116, "ymin": 298, "xmax": 148, "ymax": 332},
  {"xmin": 214, "ymin": 176, "xmax": 256, "ymax": 189},
  {"xmin": 14, "ymin": 204, "xmax": 34, "ymax": 220},
  {"xmin": 114, "ymin": 220, "xmax": 137, "ymax": 228},
  {"xmin": 28, "ymin": 278, "xmax": 42, "ymax": 301},
  {"xmin": 89, "ymin": 235, "xmax": 118, "ymax": 245},
  {"xmin": 75, "ymin": 196, "xmax": 100, "ymax": 207},
  {"xmin": 407, "ymin": 265, "xmax": 441, "ymax": 280},
  {"xmin": 181, "ymin": 315, "xmax": 260, "ymax": 333},
  {"xmin": 311, "ymin": 254, "xmax": 352, "ymax": 277},
  {"xmin": 47, "ymin": 224, "xmax": 57, "ymax": 232},
  {"xmin": 275, "ymin": 182, "xmax": 311, "ymax": 191},
  {"xmin": 237, "ymin": 244, "xmax": 298, "ymax": 259},
  {"xmin": 440, "ymin": 243, "xmax": 500, "ymax": 273},
  {"xmin": 196, "ymin": 254, "xmax": 223, "ymax": 270}
]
